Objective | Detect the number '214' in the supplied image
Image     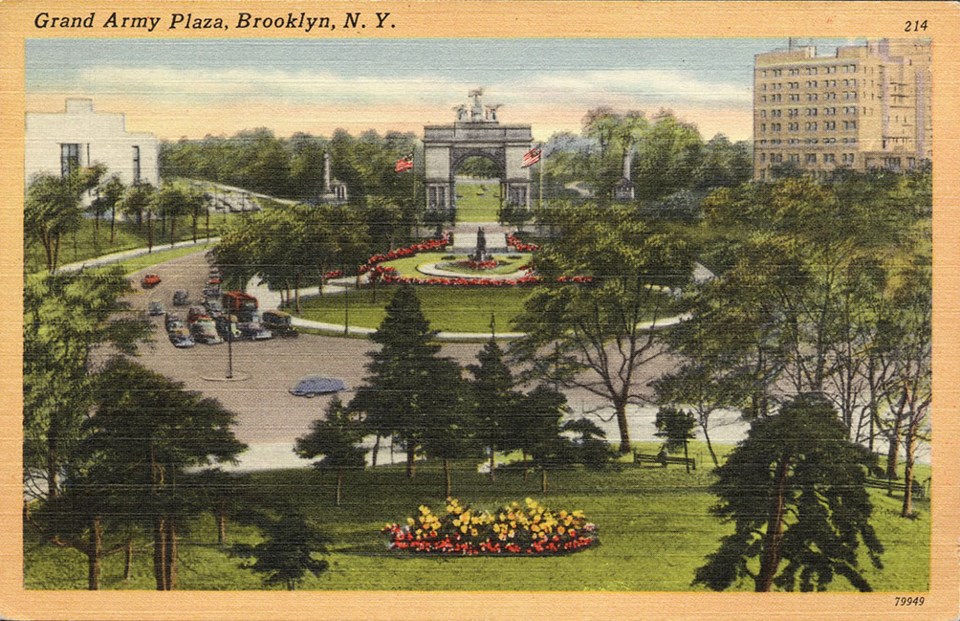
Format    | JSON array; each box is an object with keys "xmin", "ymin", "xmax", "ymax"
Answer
[{"xmin": 905, "ymin": 20, "xmax": 928, "ymax": 32}]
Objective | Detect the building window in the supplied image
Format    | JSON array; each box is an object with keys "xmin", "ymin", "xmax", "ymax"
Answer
[
  {"xmin": 842, "ymin": 153, "xmax": 855, "ymax": 164},
  {"xmin": 132, "ymin": 146, "xmax": 141, "ymax": 184},
  {"xmin": 60, "ymin": 143, "xmax": 80, "ymax": 177},
  {"xmin": 806, "ymin": 122, "xmax": 818, "ymax": 131},
  {"xmin": 823, "ymin": 154, "xmax": 836, "ymax": 163},
  {"xmin": 789, "ymin": 154, "xmax": 800, "ymax": 163},
  {"xmin": 806, "ymin": 154, "xmax": 817, "ymax": 164}
]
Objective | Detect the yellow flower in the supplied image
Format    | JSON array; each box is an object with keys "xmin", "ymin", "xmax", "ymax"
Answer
[
  {"xmin": 453, "ymin": 519, "xmax": 461, "ymax": 527},
  {"xmin": 406, "ymin": 517, "xmax": 415, "ymax": 526},
  {"xmin": 470, "ymin": 528, "xmax": 478, "ymax": 536},
  {"xmin": 460, "ymin": 525, "xmax": 468, "ymax": 534},
  {"xmin": 419, "ymin": 505, "xmax": 429, "ymax": 514},
  {"xmin": 558, "ymin": 526, "xmax": 566, "ymax": 535},
  {"xmin": 572, "ymin": 510, "xmax": 585, "ymax": 518},
  {"xmin": 499, "ymin": 513, "xmax": 506, "ymax": 521}
]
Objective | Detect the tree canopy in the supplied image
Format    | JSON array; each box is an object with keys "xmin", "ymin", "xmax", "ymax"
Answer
[{"xmin": 694, "ymin": 393, "xmax": 883, "ymax": 592}]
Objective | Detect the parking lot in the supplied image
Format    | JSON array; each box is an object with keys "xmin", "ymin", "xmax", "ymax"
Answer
[{"xmin": 129, "ymin": 250, "xmax": 489, "ymax": 447}]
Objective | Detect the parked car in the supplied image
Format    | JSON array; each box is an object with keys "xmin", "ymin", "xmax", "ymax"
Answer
[
  {"xmin": 165, "ymin": 312, "xmax": 182, "ymax": 331},
  {"xmin": 239, "ymin": 322, "xmax": 273, "ymax": 341},
  {"xmin": 203, "ymin": 298, "xmax": 224, "ymax": 316},
  {"xmin": 187, "ymin": 305, "xmax": 208, "ymax": 324},
  {"xmin": 168, "ymin": 328, "xmax": 195, "ymax": 348},
  {"xmin": 261, "ymin": 310, "xmax": 298, "ymax": 338},
  {"xmin": 203, "ymin": 286, "xmax": 221, "ymax": 299},
  {"xmin": 173, "ymin": 290, "xmax": 190, "ymax": 306},
  {"xmin": 148, "ymin": 301, "xmax": 165, "ymax": 316},
  {"xmin": 141, "ymin": 274, "xmax": 162, "ymax": 288},
  {"xmin": 167, "ymin": 319, "xmax": 187, "ymax": 334},
  {"xmin": 289, "ymin": 376, "xmax": 346, "ymax": 398},
  {"xmin": 214, "ymin": 315, "xmax": 242, "ymax": 340},
  {"xmin": 190, "ymin": 318, "xmax": 223, "ymax": 344}
]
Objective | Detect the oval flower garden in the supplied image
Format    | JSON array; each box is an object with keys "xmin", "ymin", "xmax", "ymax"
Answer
[{"xmin": 382, "ymin": 498, "xmax": 599, "ymax": 556}]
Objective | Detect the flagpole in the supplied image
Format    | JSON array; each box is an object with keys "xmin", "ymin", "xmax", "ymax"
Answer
[
  {"xmin": 412, "ymin": 149, "xmax": 419, "ymax": 238},
  {"xmin": 539, "ymin": 143, "xmax": 544, "ymax": 212}
]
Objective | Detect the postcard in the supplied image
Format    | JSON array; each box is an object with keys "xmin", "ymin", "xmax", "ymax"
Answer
[{"xmin": 1, "ymin": 1, "xmax": 958, "ymax": 620}]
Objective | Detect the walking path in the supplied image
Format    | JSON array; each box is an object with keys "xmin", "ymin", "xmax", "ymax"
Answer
[{"xmin": 57, "ymin": 237, "xmax": 221, "ymax": 273}]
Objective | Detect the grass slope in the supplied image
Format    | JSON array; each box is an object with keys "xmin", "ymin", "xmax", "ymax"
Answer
[
  {"xmin": 455, "ymin": 182, "xmax": 501, "ymax": 223},
  {"xmin": 24, "ymin": 456, "xmax": 930, "ymax": 592}
]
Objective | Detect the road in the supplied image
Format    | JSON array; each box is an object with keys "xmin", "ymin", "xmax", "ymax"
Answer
[{"xmin": 126, "ymin": 249, "xmax": 750, "ymax": 470}]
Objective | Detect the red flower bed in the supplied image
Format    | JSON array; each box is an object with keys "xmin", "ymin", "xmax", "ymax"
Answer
[
  {"xmin": 461, "ymin": 259, "xmax": 499, "ymax": 271},
  {"xmin": 506, "ymin": 233, "xmax": 539, "ymax": 253},
  {"xmin": 359, "ymin": 234, "xmax": 451, "ymax": 274}
]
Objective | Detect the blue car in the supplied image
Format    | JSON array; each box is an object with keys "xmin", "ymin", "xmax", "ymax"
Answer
[{"xmin": 289, "ymin": 376, "xmax": 346, "ymax": 398}]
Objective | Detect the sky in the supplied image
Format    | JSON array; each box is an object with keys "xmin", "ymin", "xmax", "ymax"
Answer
[{"xmin": 26, "ymin": 38, "xmax": 863, "ymax": 143}]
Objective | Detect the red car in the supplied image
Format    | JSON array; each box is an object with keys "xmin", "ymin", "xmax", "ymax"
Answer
[{"xmin": 141, "ymin": 274, "xmax": 162, "ymax": 288}]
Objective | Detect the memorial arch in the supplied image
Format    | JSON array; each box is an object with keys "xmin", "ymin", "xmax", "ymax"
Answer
[{"xmin": 423, "ymin": 89, "xmax": 533, "ymax": 217}]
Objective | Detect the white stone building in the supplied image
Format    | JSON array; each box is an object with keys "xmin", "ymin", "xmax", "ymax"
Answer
[{"xmin": 25, "ymin": 98, "xmax": 160, "ymax": 187}]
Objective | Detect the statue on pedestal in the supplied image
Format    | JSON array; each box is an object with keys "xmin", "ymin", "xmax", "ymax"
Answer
[{"xmin": 472, "ymin": 227, "xmax": 489, "ymax": 262}]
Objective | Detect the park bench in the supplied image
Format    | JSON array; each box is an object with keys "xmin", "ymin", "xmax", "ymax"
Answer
[{"xmin": 634, "ymin": 450, "xmax": 696, "ymax": 471}]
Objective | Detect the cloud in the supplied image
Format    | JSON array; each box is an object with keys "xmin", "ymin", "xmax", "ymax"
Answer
[{"xmin": 32, "ymin": 64, "xmax": 752, "ymax": 141}]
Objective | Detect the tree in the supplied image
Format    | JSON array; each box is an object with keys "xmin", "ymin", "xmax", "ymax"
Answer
[
  {"xmin": 25, "ymin": 171, "xmax": 86, "ymax": 272},
  {"xmin": 26, "ymin": 459, "xmax": 139, "ymax": 590},
  {"xmin": 23, "ymin": 268, "xmax": 150, "ymax": 501},
  {"xmin": 231, "ymin": 511, "xmax": 329, "ymax": 590},
  {"xmin": 654, "ymin": 406, "xmax": 696, "ymax": 473},
  {"xmin": 186, "ymin": 468, "xmax": 248, "ymax": 546},
  {"xmin": 151, "ymin": 183, "xmax": 191, "ymax": 245},
  {"xmin": 512, "ymin": 203, "xmax": 693, "ymax": 453},
  {"xmin": 86, "ymin": 358, "xmax": 246, "ymax": 590},
  {"xmin": 694, "ymin": 394, "xmax": 883, "ymax": 592},
  {"xmin": 520, "ymin": 385, "xmax": 574, "ymax": 494},
  {"xmin": 418, "ymin": 359, "xmax": 474, "ymax": 498},
  {"xmin": 562, "ymin": 418, "xmax": 613, "ymax": 469},
  {"xmin": 120, "ymin": 182, "xmax": 156, "ymax": 250},
  {"xmin": 467, "ymin": 337, "xmax": 523, "ymax": 481},
  {"xmin": 88, "ymin": 173, "xmax": 125, "ymax": 247},
  {"xmin": 294, "ymin": 398, "xmax": 367, "ymax": 507},
  {"xmin": 350, "ymin": 285, "xmax": 459, "ymax": 478}
]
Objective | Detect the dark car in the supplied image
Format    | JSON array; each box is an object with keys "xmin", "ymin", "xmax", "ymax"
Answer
[
  {"xmin": 203, "ymin": 298, "xmax": 224, "ymax": 316},
  {"xmin": 239, "ymin": 322, "xmax": 273, "ymax": 341},
  {"xmin": 165, "ymin": 312, "xmax": 182, "ymax": 331},
  {"xmin": 289, "ymin": 376, "xmax": 346, "ymax": 398},
  {"xmin": 168, "ymin": 328, "xmax": 195, "ymax": 348},
  {"xmin": 148, "ymin": 301, "xmax": 165, "ymax": 316},
  {"xmin": 261, "ymin": 310, "xmax": 298, "ymax": 338},
  {"xmin": 141, "ymin": 274, "xmax": 162, "ymax": 288},
  {"xmin": 173, "ymin": 290, "xmax": 190, "ymax": 306}
]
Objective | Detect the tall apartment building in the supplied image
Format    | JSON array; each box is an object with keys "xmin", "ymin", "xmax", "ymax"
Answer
[{"xmin": 753, "ymin": 39, "xmax": 931, "ymax": 180}]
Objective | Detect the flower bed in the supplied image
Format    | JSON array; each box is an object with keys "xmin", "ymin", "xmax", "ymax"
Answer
[
  {"xmin": 506, "ymin": 233, "xmax": 539, "ymax": 253},
  {"xmin": 359, "ymin": 234, "xmax": 451, "ymax": 274},
  {"xmin": 382, "ymin": 498, "xmax": 598, "ymax": 556},
  {"xmin": 459, "ymin": 259, "xmax": 499, "ymax": 271}
]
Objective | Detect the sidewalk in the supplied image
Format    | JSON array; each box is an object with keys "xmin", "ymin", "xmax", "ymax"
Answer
[{"xmin": 57, "ymin": 237, "xmax": 220, "ymax": 273}]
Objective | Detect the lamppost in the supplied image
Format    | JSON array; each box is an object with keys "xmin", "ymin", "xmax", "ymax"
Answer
[{"xmin": 226, "ymin": 316, "xmax": 234, "ymax": 379}]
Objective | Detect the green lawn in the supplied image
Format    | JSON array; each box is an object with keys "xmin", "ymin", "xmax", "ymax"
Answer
[
  {"xmin": 455, "ymin": 181, "xmax": 501, "ymax": 223},
  {"xmin": 25, "ymin": 211, "xmax": 237, "ymax": 274},
  {"xmin": 24, "ymin": 456, "xmax": 931, "ymax": 591},
  {"xmin": 299, "ymin": 285, "xmax": 534, "ymax": 333}
]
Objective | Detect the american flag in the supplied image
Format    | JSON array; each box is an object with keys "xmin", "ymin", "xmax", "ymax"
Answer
[
  {"xmin": 394, "ymin": 154, "xmax": 414, "ymax": 173},
  {"xmin": 521, "ymin": 146, "xmax": 542, "ymax": 168}
]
